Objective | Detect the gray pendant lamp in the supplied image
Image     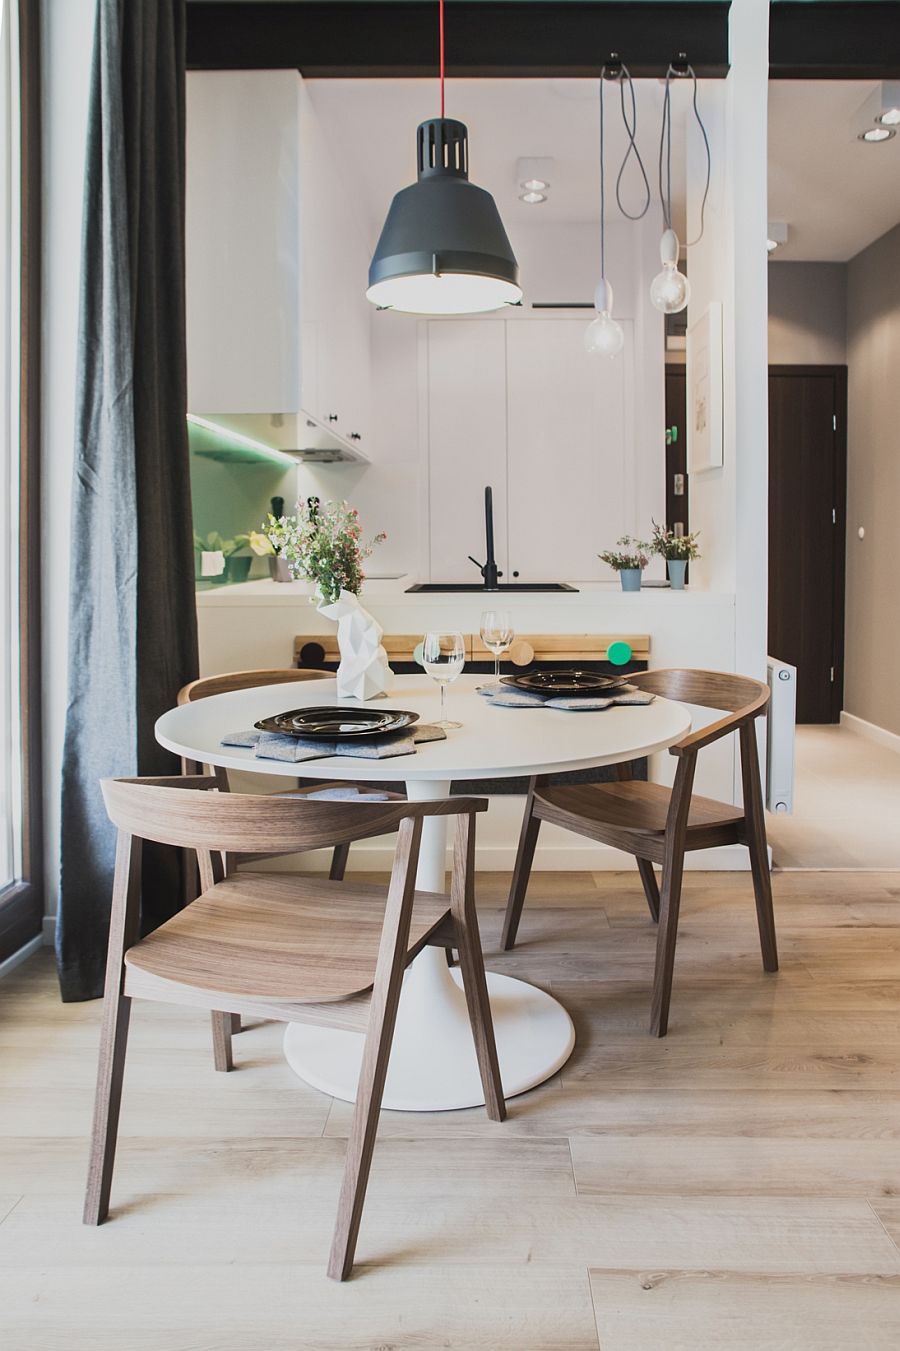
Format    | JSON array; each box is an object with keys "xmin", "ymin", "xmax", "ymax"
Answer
[{"xmin": 366, "ymin": 1, "xmax": 521, "ymax": 314}]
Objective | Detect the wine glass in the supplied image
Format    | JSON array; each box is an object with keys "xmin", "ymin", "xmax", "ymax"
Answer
[
  {"xmin": 422, "ymin": 631, "xmax": 466, "ymax": 729},
  {"xmin": 480, "ymin": 610, "xmax": 514, "ymax": 690}
]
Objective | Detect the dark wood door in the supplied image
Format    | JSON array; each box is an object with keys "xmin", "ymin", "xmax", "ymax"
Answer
[
  {"xmin": 665, "ymin": 366, "xmax": 688, "ymax": 536},
  {"xmin": 768, "ymin": 366, "xmax": 847, "ymax": 724}
]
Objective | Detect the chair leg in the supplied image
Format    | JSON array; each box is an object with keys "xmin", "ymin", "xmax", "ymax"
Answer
[
  {"xmin": 649, "ymin": 753, "xmax": 696, "ymax": 1039},
  {"xmin": 83, "ymin": 992, "xmax": 132, "ymax": 1225},
  {"xmin": 327, "ymin": 816, "xmax": 422, "ymax": 1281},
  {"xmin": 450, "ymin": 815, "xmax": 506, "ymax": 1123},
  {"xmin": 740, "ymin": 723, "xmax": 779, "ymax": 973},
  {"xmin": 501, "ymin": 783, "xmax": 541, "ymax": 951},
  {"xmin": 84, "ymin": 831, "xmax": 141, "ymax": 1226},
  {"xmin": 211, "ymin": 1011, "xmax": 234, "ymax": 1071},
  {"xmin": 229, "ymin": 1012, "xmax": 243, "ymax": 1035},
  {"xmin": 329, "ymin": 842, "xmax": 351, "ymax": 881},
  {"xmin": 649, "ymin": 847, "xmax": 687, "ymax": 1038},
  {"xmin": 636, "ymin": 858, "xmax": 660, "ymax": 923}
]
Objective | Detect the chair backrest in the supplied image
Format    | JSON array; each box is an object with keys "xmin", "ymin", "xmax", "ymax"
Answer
[
  {"xmin": 177, "ymin": 668, "xmax": 327, "ymax": 705},
  {"xmin": 627, "ymin": 668, "xmax": 769, "ymax": 717},
  {"xmin": 101, "ymin": 777, "xmax": 486, "ymax": 855}
]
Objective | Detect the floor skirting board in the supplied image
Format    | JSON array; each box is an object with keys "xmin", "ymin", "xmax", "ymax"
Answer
[{"xmin": 840, "ymin": 710, "xmax": 900, "ymax": 756}]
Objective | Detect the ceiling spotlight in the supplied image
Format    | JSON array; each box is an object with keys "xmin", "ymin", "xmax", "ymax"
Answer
[
  {"xmin": 767, "ymin": 221, "xmax": 789, "ymax": 254},
  {"xmin": 853, "ymin": 82, "xmax": 900, "ymax": 141},
  {"xmin": 515, "ymin": 157, "xmax": 554, "ymax": 202}
]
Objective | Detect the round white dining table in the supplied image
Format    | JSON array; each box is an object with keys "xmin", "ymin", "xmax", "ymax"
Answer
[{"xmin": 156, "ymin": 673, "xmax": 691, "ymax": 1112}]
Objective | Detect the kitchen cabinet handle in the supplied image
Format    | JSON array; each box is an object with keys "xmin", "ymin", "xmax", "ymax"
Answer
[
  {"xmin": 326, "ymin": 413, "xmax": 339, "ymax": 422},
  {"xmin": 349, "ymin": 432, "xmax": 362, "ymax": 441}
]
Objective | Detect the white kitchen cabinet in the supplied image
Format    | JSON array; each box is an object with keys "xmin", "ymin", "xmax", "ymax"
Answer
[
  {"xmin": 186, "ymin": 71, "xmax": 301, "ymax": 414},
  {"xmin": 506, "ymin": 319, "xmax": 631, "ymax": 580},
  {"xmin": 425, "ymin": 316, "xmax": 634, "ymax": 582},
  {"xmin": 426, "ymin": 321, "xmax": 509, "ymax": 581},
  {"xmin": 186, "ymin": 72, "xmax": 372, "ymax": 450}
]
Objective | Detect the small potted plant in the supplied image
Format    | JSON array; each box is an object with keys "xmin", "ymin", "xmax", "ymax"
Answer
[
  {"xmin": 194, "ymin": 530, "xmax": 272, "ymax": 584},
  {"xmin": 598, "ymin": 536, "xmax": 650, "ymax": 592},
  {"xmin": 649, "ymin": 520, "xmax": 701, "ymax": 590}
]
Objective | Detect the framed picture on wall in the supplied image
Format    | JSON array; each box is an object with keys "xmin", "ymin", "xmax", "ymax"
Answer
[{"xmin": 687, "ymin": 301, "xmax": 723, "ymax": 473}]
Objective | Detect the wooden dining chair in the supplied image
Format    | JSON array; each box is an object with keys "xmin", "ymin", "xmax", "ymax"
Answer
[
  {"xmin": 177, "ymin": 666, "xmax": 407, "ymax": 882},
  {"xmin": 85, "ymin": 776, "xmax": 505, "ymax": 1280},
  {"xmin": 500, "ymin": 669, "xmax": 778, "ymax": 1037}
]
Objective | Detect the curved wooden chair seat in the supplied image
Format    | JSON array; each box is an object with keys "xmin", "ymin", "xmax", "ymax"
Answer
[
  {"xmin": 125, "ymin": 871, "xmax": 450, "ymax": 1006},
  {"xmin": 501, "ymin": 668, "xmax": 778, "ymax": 1037},
  {"xmin": 84, "ymin": 777, "xmax": 505, "ymax": 1281},
  {"xmin": 535, "ymin": 780, "xmax": 746, "ymax": 856}
]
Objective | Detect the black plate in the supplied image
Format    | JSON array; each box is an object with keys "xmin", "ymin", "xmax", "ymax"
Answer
[
  {"xmin": 255, "ymin": 706, "xmax": 420, "ymax": 741},
  {"xmin": 500, "ymin": 670, "xmax": 630, "ymax": 697}
]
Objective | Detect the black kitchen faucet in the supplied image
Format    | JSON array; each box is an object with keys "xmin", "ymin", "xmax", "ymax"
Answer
[{"xmin": 468, "ymin": 485, "xmax": 502, "ymax": 590}]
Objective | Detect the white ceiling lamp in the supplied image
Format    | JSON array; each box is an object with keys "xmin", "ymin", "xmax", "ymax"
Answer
[
  {"xmin": 854, "ymin": 81, "xmax": 900, "ymax": 143},
  {"xmin": 650, "ymin": 58, "xmax": 710, "ymax": 316},
  {"xmin": 366, "ymin": 0, "xmax": 521, "ymax": 315},
  {"xmin": 516, "ymin": 157, "xmax": 553, "ymax": 205},
  {"xmin": 585, "ymin": 60, "xmax": 650, "ymax": 359},
  {"xmin": 767, "ymin": 221, "xmax": 789, "ymax": 254}
]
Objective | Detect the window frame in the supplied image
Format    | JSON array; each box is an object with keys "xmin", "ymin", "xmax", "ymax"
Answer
[{"xmin": 0, "ymin": 0, "xmax": 42, "ymax": 964}]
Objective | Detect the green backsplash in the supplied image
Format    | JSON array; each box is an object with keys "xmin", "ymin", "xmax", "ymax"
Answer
[{"xmin": 189, "ymin": 420, "xmax": 298, "ymax": 583}]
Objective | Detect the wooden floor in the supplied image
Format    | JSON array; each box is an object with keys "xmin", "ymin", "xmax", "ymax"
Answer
[{"xmin": 3, "ymin": 869, "xmax": 900, "ymax": 1349}]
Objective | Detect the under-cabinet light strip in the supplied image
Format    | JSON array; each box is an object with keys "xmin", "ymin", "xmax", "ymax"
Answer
[{"xmin": 186, "ymin": 414, "xmax": 297, "ymax": 467}]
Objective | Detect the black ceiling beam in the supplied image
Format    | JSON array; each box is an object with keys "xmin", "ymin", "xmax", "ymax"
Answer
[
  {"xmin": 770, "ymin": 2, "xmax": 900, "ymax": 79},
  {"xmin": 185, "ymin": 2, "xmax": 731, "ymax": 78}
]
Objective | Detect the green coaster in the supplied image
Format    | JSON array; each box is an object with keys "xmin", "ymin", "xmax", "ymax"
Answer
[{"xmin": 607, "ymin": 640, "xmax": 632, "ymax": 667}]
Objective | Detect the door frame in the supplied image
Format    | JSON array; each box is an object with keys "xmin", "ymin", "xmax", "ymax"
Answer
[{"xmin": 768, "ymin": 363, "xmax": 847, "ymax": 724}]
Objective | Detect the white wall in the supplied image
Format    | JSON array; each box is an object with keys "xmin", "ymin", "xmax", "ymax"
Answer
[
  {"xmin": 39, "ymin": 0, "xmax": 95, "ymax": 921},
  {"xmin": 685, "ymin": 0, "xmax": 769, "ymax": 688},
  {"xmin": 768, "ymin": 262, "xmax": 847, "ymax": 365},
  {"xmin": 845, "ymin": 222, "xmax": 900, "ymax": 737}
]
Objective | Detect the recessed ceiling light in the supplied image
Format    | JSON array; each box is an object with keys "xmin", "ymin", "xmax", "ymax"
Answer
[
  {"xmin": 859, "ymin": 126, "xmax": 896, "ymax": 143},
  {"xmin": 767, "ymin": 239, "xmax": 778, "ymax": 253},
  {"xmin": 520, "ymin": 177, "xmax": 549, "ymax": 192},
  {"xmin": 519, "ymin": 190, "xmax": 547, "ymax": 204},
  {"xmin": 876, "ymin": 107, "xmax": 900, "ymax": 126}
]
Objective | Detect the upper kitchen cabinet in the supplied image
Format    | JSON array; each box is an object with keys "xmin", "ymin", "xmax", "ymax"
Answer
[
  {"xmin": 185, "ymin": 72, "xmax": 373, "ymax": 453},
  {"xmin": 425, "ymin": 316, "xmax": 635, "ymax": 584}
]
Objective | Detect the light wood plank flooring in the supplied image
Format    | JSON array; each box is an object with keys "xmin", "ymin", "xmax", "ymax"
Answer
[{"xmin": 2, "ymin": 870, "xmax": 900, "ymax": 1349}]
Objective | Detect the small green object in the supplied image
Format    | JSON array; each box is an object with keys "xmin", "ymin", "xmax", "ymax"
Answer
[
  {"xmin": 413, "ymin": 640, "xmax": 425, "ymax": 667},
  {"xmin": 608, "ymin": 640, "xmax": 632, "ymax": 667}
]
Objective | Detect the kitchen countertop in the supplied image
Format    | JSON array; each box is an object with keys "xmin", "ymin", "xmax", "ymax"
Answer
[{"xmin": 196, "ymin": 578, "xmax": 735, "ymax": 607}]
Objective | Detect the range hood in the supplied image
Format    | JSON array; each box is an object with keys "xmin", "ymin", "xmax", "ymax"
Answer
[{"xmin": 187, "ymin": 412, "xmax": 369, "ymax": 466}]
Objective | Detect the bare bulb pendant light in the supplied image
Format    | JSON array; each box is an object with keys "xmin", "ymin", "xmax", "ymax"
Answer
[
  {"xmin": 586, "ymin": 66, "xmax": 625, "ymax": 358},
  {"xmin": 650, "ymin": 61, "xmax": 710, "ymax": 316},
  {"xmin": 586, "ymin": 61, "xmax": 650, "ymax": 358},
  {"xmin": 366, "ymin": 0, "xmax": 521, "ymax": 314}
]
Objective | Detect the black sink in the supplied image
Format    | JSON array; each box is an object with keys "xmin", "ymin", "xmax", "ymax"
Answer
[{"xmin": 406, "ymin": 582, "xmax": 578, "ymax": 593}]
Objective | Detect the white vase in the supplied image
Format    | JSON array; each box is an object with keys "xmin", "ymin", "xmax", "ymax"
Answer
[{"xmin": 316, "ymin": 588, "xmax": 392, "ymax": 701}]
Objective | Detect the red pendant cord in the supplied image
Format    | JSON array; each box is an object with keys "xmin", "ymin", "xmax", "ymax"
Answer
[{"xmin": 439, "ymin": 0, "xmax": 446, "ymax": 117}]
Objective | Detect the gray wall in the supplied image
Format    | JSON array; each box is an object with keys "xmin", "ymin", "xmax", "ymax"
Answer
[
  {"xmin": 845, "ymin": 223, "xmax": 900, "ymax": 736},
  {"xmin": 768, "ymin": 262, "xmax": 847, "ymax": 365}
]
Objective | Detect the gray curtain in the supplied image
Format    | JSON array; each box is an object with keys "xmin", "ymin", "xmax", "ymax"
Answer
[{"xmin": 57, "ymin": 0, "xmax": 197, "ymax": 1001}]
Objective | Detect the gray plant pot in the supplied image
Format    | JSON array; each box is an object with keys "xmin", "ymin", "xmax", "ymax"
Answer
[
  {"xmin": 667, "ymin": 559, "xmax": 687, "ymax": 590},
  {"xmin": 268, "ymin": 555, "xmax": 294, "ymax": 583},
  {"xmin": 619, "ymin": 568, "xmax": 642, "ymax": 592}
]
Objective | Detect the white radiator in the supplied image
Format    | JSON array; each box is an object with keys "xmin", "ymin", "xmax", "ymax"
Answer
[{"xmin": 766, "ymin": 656, "xmax": 796, "ymax": 814}]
